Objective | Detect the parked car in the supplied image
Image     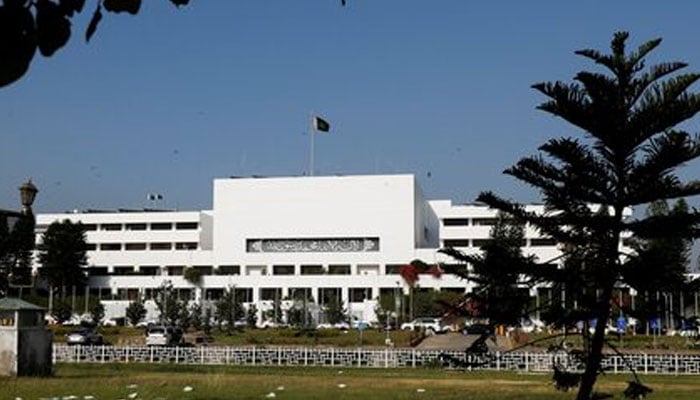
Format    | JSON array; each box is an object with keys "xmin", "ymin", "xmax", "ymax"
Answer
[
  {"xmin": 256, "ymin": 320, "xmax": 288, "ymax": 329},
  {"xmin": 145, "ymin": 325, "xmax": 184, "ymax": 347},
  {"xmin": 462, "ymin": 323, "xmax": 493, "ymax": 335},
  {"xmin": 317, "ymin": 322, "xmax": 350, "ymax": 330},
  {"xmin": 66, "ymin": 328, "xmax": 104, "ymax": 346},
  {"xmin": 400, "ymin": 318, "xmax": 448, "ymax": 334}
]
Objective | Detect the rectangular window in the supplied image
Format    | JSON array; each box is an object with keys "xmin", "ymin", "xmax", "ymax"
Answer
[
  {"xmin": 472, "ymin": 218, "xmax": 497, "ymax": 226},
  {"xmin": 100, "ymin": 243, "xmax": 121, "ymax": 251},
  {"xmin": 349, "ymin": 287, "xmax": 372, "ymax": 302},
  {"xmin": 167, "ymin": 265, "xmax": 184, "ymax": 276},
  {"xmin": 289, "ymin": 287, "xmax": 312, "ymax": 301},
  {"xmin": 205, "ymin": 288, "xmax": 224, "ymax": 301},
  {"xmin": 85, "ymin": 243, "xmax": 97, "ymax": 251},
  {"xmin": 471, "ymin": 239, "xmax": 491, "ymax": 247},
  {"xmin": 125, "ymin": 223, "xmax": 147, "ymax": 231},
  {"xmin": 175, "ymin": 222, "xmax": 198, "ymax": 230},
  {"xmin": 260, "ymin": 288, "xmax": 282, "ymax": 301},
  {"xmin": 82, "ymin": 224, "xmax": 97, "ymax": 231},
  {"xmin": 300, "ymin": 265, "xmax": 324, "ymax": 275},
  {"xmin": 151, "ymin": 222, "xmax": 172, "ymax": 230},
  {"xmin": 194, "ymin": 265, "xmax": 213, "ymax": 275},
  {"xmin": 139, "ymin": 266, "xmax": 160, "ymax": 276},
  {"xmin": 530, "ymin": 238, "xmax": 557, "ymax": 247},
  {"xmin": 443, "ymin": 218, "xmax": 470, "ymax": 226},
  {"xmin": 150, "ymin": 242, "xmax": 172, "ymax": 250},
  {"xmin": 113, "ymin": 266, "xmax": 134, "ymax": 276},
  {"xmin": 176, "ymin": 288, "xmax": 194, "ymax": 301},
  {"xmin": 328, "ymin": 264, "xmax": 351, "ymax": 275},
  {"xmin": 234, "ymin": 288, "xmax": 253, "ymax": 303},
  {"xmin": 319, "ymin": 288, "xmax": 342, "ymax": 304},
  {"xmin": 273, "ymin": 265, "xmax": 295, "ymax": 275},
  {"xmin": 216, "ymin": 265, "xmax": 240, "ymax": 275},
  {"xmin": 101, "ymin": 223, "xmax": 122, "ymax": 231},
  {"xmin": 175, "ymin": 242, "xmax": 198, "ymax": 250},
  {"xmin": 88, "ymin": 267, "xmax": 108, "ymax": 276},
  {"xmin": 125, "ymin": 243, "xmax": 147, "ymax": 251},
  {"xmin": 443, "ymin": 239, "xmax": 470, "ymax": 248},
  {"xmin": 385, "ymin": 264, "xmax": 403, "ymax": 275}
]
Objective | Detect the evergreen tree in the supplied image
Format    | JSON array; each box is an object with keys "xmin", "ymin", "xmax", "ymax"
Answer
[
  {"xmin": 441, "ymin": 212, "xmax": 534, "ymax": 326},
  {"xmin": 324, "ymin": 296, "xmax": 347, "ymax": 325},
  {"xmin": 90, "ymin": 301, "xmax": 105, "ymax": 325},
  {"xmin": 246, "ymin": 304, "xmax": 258, "ymax": 328},
  {"xmin": 475, "ymin": 32, "xmax": 700, "ymax": 399},
  {"xmin": 126, "ymin": 300, "xmax": 146, "ymax": 327},
  {"xmin": 154, "ymin": 281, "xmax": 183, "ymax": 325},
  {"xmin": 0, "ymin": 212, "xmax": 34, "ymax": 295},
  {"xmin": 38, "ymin": 219, "xmax": 88, "ymax": 295}
]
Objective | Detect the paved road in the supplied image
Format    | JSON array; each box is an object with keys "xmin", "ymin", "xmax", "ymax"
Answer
[{"xmin": 416, "ymin": 332, "xmax": 510, "ymax": 351}]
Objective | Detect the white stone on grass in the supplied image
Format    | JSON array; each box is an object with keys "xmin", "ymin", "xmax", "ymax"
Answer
[
  {"xmin": 416, "ymin": 388, "xmax": 426, "ymax": 393},
  {"xmin": 276, "ymin": 386, "xmax": 285, "ymax": 391},
  {"xmin": 128, "ymin": 392, "xmax": 138, "ymax": 399},
  {"xmin": 337, "ymin": 384, "xmax": 347, "ymax": 389},
  {"xmin": 183, "ymin": 386, "xmax": 194, "ymax": 392},
  {"xmin": 126, "ymin": 384, "xmax": 138, "ymax": 389},
  {"xmin": 265, "ymin": 392, "xmax": 276, "ymax": 398}
]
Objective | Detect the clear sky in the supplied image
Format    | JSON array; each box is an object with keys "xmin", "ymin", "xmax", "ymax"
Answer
[{"xmin": 2, "ymin": 1, "xmax": 700, "ymax": 214}]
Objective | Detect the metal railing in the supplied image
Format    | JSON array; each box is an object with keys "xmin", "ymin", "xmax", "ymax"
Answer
[{"xmin": 53, "ymin": 344, "xmax": 700, "ymax": 375}]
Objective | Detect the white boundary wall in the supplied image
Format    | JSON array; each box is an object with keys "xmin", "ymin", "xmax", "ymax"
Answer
[{"xmin": 53, "ymin": 345, "xmax": 700, "ymax": 375}]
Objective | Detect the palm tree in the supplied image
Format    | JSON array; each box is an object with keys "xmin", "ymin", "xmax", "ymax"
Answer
[{"xmin": 477, "ymin": 32, "xmax": 700, "ymax": 399}]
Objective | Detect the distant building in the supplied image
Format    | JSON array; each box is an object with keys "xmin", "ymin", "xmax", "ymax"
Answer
[{"xmin": 34, "ymin": 174, "xmax": 565, "ymax": 323}]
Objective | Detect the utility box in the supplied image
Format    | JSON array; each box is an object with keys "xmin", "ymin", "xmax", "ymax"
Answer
[{"xmin": 0, "ymin": 298, "xmax": 53, "ymax": 377}]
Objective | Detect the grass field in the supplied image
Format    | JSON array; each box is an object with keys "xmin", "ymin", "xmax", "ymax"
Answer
[{"xmin": 4, "ymin": 363, "xmax": 700, "ymax": 400}]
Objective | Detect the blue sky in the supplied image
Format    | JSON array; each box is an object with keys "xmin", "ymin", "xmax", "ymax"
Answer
[{"xmin": 2, "ymin": 1, "xmax": 700, "ymax": 213}]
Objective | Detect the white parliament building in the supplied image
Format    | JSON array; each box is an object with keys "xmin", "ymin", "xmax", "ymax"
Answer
[{"xmin": 35, "ymin": 174, "xmax": 563, "ymax": 323}]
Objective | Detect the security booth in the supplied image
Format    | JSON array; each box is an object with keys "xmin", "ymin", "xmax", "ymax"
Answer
[{"xmin": 0, "ymin": 298, "xmax": 53, "ymax": 376}]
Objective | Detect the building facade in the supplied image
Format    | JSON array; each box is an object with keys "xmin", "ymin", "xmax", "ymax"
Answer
[{"xmin": 35, "ymin": 174, "xmax": 562, "ymax": 323}]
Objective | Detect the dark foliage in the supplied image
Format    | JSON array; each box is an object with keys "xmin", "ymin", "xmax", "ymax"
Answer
[
  {"xmin": 38, "ymin": 219, "xmax": 88, "ymax": 292},
  {"xmin": 0, "ymin": 212, "xmax": 34, "ymax": 295},
  {"xmin": 456, "ymin": 32, "xmax": 700, "ymax": 400},
  {"xmin": 0, "ymin": 0, "xmax": 191, "ymax": 88},
  {"xmin": 125, "ymin": 300, "xmax": 146, "ymax": 326}
]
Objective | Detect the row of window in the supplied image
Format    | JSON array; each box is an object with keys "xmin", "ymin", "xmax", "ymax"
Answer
[
  {"xmin": 93, "ymin": 286, "xmax": 466, "ymax": 303},
  {"xmin": 85, "ymin": 242, "xmax": 198, "ymax": 251},
  {"xmin": 442, "ymin": 218, "xmax": 498, "ymax": 226},
  {"xmin": 36, "ymin": 221, "xmax": 199, "ymax": 233},
  {"xmin": 86, "ymin": 263, "xmax": 463, "ymax": 277},
  {"xmin": 88, "ymin": 264, "xmax": 357, "ymax": 277},
  {"xmin": 442, "ymin": 238, "xmax": 557, "ymax": 248}
]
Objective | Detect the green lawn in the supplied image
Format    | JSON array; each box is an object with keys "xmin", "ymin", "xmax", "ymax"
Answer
[{"xmin": 4, "ymin": 363, "xmax": 700, "ymax": 400}]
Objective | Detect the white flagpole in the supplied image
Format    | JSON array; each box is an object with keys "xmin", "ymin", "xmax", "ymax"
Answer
[{"xmin": 309, "ymin": 112, "xmax": 315, "ymax": 176}]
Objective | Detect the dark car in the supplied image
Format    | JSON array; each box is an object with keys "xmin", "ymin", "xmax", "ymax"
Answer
[
  {"xmin": 462, "ymin": 323, "xmax": 493, "ymax": 335},
  {"xmin": 66, "ymin": 328, "xmax": 104, "ymax": 346}
]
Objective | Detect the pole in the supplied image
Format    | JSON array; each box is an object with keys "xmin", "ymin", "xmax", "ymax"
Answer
[
  {"xmin": 85, "ymin": 285, "xmax": 89, "ymax": 315},
  {"xmin": 309, "ymin": 112, "xmax": 315, "ymax": 176}
]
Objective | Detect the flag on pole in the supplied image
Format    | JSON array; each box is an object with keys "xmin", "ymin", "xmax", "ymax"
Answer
[{"xmin": 313, "ymin": 116, "xmax": 330, "ymax": 132}]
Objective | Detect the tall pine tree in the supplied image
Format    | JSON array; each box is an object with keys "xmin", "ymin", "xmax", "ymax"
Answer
[{"xmin": 476, "ymin": 32, "xmax": 700, "ymax": 399}]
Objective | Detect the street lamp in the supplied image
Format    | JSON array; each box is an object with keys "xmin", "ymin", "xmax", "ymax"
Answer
[
  {"xmin": 19, "ymin": 179, "xmax": 38, "ymax": 216},
  {"xmin": 1, "ymin": 179, "xmax": 39, "ymax": 298}
]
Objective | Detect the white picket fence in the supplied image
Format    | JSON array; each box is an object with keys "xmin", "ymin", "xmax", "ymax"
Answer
[{"xmin": 52, "ymin": 345, "xmax": 700, "ymax": 375}]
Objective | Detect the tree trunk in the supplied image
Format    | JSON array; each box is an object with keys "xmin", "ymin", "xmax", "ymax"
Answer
[{"xmin": 576, "ymin": 283, "xmax": 614, "ymax": 400}]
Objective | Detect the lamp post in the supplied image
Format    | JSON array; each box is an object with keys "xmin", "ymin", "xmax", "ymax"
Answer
[
  {"xmin": 2, "ymin": 179, "xmax": 39, "ymax": 298},
  {"xmin": 19, "ymin": 180, "xmax": 38, "ymax": 217}
]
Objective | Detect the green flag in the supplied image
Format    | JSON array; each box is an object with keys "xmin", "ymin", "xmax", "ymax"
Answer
[{"xmin": 313, "ymin": 116, "xmax": 330, "ymax": 132}]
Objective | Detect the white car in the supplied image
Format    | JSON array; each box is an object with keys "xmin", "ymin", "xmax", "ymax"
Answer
[
  {"xmin": 145, "ymin": 325, "xmax": 183, "ymax": 347},
  {"xmin": 317, "ymin": 322, "xmax": 350, "ymax": 330},
  {"xmin": 400, "ymin": 318, "xmax": 448, "ymax": 334}
]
